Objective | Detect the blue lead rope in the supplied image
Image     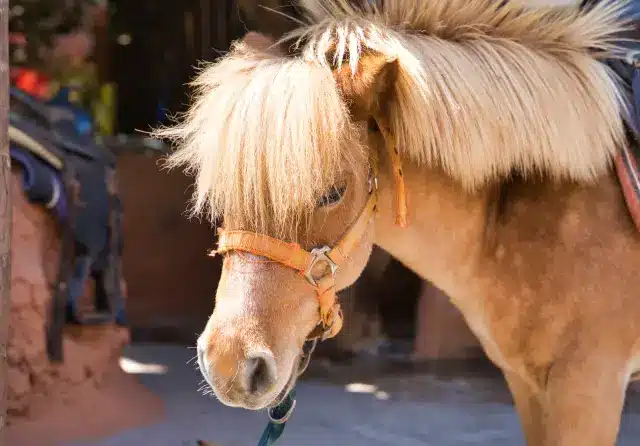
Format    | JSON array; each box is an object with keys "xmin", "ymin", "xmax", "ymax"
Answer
[{"xmin": 258, "ymin": 389, "xmax": 297, "ymax": 446}]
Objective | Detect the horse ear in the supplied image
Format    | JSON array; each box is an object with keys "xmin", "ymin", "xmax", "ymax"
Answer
[{"xmin": 333, "ymin": 53, "xmax": 398, "ymax": 120}]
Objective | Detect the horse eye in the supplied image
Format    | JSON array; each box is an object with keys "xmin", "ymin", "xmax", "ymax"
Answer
[{"xmin": 317, "ymin": 184, "xmax": 347, "ymax": 208}]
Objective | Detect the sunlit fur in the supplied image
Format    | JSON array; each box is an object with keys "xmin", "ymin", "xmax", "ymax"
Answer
[{"xmin": 157, "ymin": 0, "xmax": 632, "ymax": 239}]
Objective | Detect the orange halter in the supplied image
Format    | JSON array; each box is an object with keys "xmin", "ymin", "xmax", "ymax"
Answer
[{"xmin": 213, "ymin": 117, "xmax": 407, "ymax": 341}]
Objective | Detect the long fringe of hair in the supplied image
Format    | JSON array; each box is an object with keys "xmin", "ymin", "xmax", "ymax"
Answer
[{"xmin": 154, "ymin": 41, "xmax": 366, "ymax": 238}]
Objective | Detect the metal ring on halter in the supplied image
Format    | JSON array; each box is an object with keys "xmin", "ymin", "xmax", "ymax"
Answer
[
  {"xmin": 267, "ymin": 398, "xmax": 297, "ymax": 424},
  {"xmin": 303, "ymin": 246, "xmax": 338, "ymax": 287},
  {"xmin": 306, "ymin": 316, "xmax": 337, "ymax": 341},
  {"xmin": 320, "ymin": 317, "xmax": 338, "ymax": 341},
  {"xmin": 297, "ymin": 339, "xmax": 318, "ymax": 377}
]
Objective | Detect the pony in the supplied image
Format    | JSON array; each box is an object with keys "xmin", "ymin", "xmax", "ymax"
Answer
[{"xmin": 154, "ymin": 0, "xmax": 640, "ymax": 444}]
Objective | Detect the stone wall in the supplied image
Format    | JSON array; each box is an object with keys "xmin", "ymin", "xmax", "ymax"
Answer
[{"xmin": 7, "ymin": 168, "xmax": 160, "ymax": 438}]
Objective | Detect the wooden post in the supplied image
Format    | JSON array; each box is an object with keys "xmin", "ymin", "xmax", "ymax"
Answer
[{"xmin": 0, "ymin": 0, "xmax": 11, "ymax": 442}]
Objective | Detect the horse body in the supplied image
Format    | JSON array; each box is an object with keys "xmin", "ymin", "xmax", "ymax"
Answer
[
  {"xmin": 157, "ymin": 0, "xmax": 640, "ymax": 444},
  {"xmin": 374, "ymin": 156, "xmax": 640, "ymax": 370},
  {"xmin": 373, "ymin": 148, "xmax": 640, "ymax": 443}
]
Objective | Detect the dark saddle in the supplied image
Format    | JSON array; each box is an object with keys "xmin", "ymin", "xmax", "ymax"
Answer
[
  {"xmin": 580, "ymin": 0, "xmax": 640, "ymax": 232},
  {"xmin": 9, "ymin": 87, "xmax": 126, "ymax": 363}
]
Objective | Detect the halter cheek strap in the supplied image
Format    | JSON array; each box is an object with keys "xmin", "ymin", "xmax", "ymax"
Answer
[{"xmin": 375, "ymin": 117, "xmax": 408, "ymax": 228}]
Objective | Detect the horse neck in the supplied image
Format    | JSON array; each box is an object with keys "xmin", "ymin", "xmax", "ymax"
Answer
[{"xmin": 373, "ymin": 157, "xmax": 490, "ymax": 300}]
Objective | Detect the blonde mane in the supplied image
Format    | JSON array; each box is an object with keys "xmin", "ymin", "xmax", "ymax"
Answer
[
  {"xmin": 155, "ymin": 0, "xmax": 633, "ymax": 237},
  {"xmin": 155, "ymin": 42, "xmax": 366, "ymax": 238}
]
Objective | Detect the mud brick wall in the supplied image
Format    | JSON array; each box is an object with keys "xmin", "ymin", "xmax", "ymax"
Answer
[{"xmin": 8, "ymin": 169, "xmax": 129, "ymax": 422}]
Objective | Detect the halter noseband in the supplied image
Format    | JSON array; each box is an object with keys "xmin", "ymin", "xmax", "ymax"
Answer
[{"xmin": 213, "ymin": 117, "xmax": 406, "ymax": 341}]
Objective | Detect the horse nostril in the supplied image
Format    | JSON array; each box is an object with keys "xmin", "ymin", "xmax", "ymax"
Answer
[{"xmin": 243, "ymin": 353, "xmax": 277, "ymax": 395}]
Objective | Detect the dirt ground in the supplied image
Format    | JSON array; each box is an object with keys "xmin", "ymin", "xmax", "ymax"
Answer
[{"xmin": 6, "ymin": 364, "xmax": 164, "ymax": 446}]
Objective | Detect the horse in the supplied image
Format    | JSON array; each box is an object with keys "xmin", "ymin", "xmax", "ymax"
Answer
[{"xmin": 155, "ymin": 0, "xmax": 640, "ymax": 444}]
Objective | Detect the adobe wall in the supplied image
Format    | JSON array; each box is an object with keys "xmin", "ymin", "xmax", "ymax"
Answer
[{"xmin": 7, "ymin": 169, "xmax": 162, "ymax": 444}]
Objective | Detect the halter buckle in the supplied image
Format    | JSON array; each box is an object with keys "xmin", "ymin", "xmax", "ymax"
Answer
[
  {"xmin": 267, "ymin": 397, "xmax": 297, "ymax": 425},
  {"xmin": 303, "ymin": 246, "xmax": 338, "ymax": 287}
]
